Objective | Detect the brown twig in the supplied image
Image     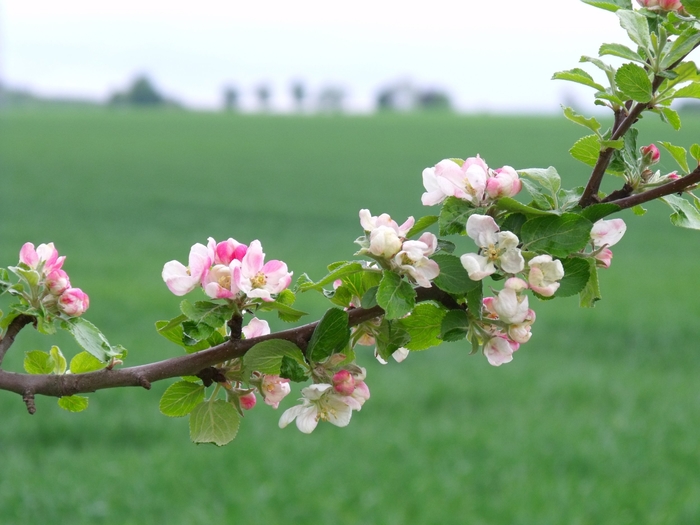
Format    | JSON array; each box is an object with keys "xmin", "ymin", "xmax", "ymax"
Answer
[
  {"xmin": 606, "ymin": 165, "xmax": 700, "ymax": 210},
  {"xmin": 0, "ymin": 315, "xmax": 36, "ymax": 366}
]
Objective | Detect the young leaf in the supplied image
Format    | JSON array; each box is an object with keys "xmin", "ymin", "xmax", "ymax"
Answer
[
  {"xmin": 160, "ymin": 381, "xmax": 206, "ymax": 417},
  {"xmin": 376, "ymin": 271, "xmax": 416, "ymax": 320},
  {"xmin": 189, "ymin": 400, "xmax": 240, "ymax": 446},
  {"xmin": 69, "ymin": 351, "xmax": 106, "ymax": 374},
  {"xmin": 599, "ymin": 43, "xmax": 644, "ymax": 63},
  {"xmin": 552, "ymin": 68, "xmax": 606, "ymax": 91},
  {"xmin": 256, "ymin": 300, "xmax": 308, "ymax": 323},
  {"xmin": 617, "ymin": 10, "xmax": 652, "ymax": 51},
  {"xmin": 280, "ymin": 355, "xmax": 309, "ymax": 383},
  {"xmin": 580, "ymin": 203, "xmax": 621, "ymax": 223},
  {"xmin": 155, "ymin": 319, "xmax": 210, "ymax": 352},
  {"xmin": 690, "ymin": 143, "xmax": 700, "ymax": 164},
  {"xmin": 244, "ymin": 339, "xmax": 307, "ymax": 375},
  {"xmin": 396, "ymin": 303, "xmax": 447, "ymax": 351},
  {"xmin": 430, "ymin": 253, "xmax": 480, "ymax": 294},
  {"xmin": 562, "ymin": 106, "xmax": 601, "ymax": 134},
  {"xmin": 58, "ymin": 396, "xmax": 89, "ymax": 413},
  {"xmin": 570, "ymin": 135, "xmax": 601, "ymax": 168},
  {"xmin": 494, "ymin": 197, "xmax": 554, "ymax": 217},
  {"xmin": 440, "ymin": 309, "xmax": 470, "ymax": 342},
  {"xmin": 661, "ymin": 194, "xmax": 700, "ymax": 230},
  {"xmin": 579, "ymin": 260, "xmax": 601, "ymax": 308},
  {"xmin": 438, "ymin": 197, "xmax": 483, "ymax": 236},
  {"xmin": 658, "ymin": 142, "xmax": 689, "ymax": 172},
  {"xmin": 615, "ymin": 63, "xmax": 653, "ymax": 103},
  {"xmin": 580, "ymin": 0, "xmax": 632, "ymax": 12},
  {"xmin": 673, "ymin": 83, "xmax": 700, "ymax": 100},
  {"xmin": 405, "ymin": 215, "xmax": 439, "ymax": 238},
  {"xmin": 657, "ymin": 107, "xmax": 682, "ymax": 131},
  {"xmin": 631, "ymin": 205, "xmax": 647, "ymax": 216},
  {"xmin": 518, "ymin": 166, "xmax": 562, "ymax": 196},
  {"xmin": 24, "ymin": 350, "xmax": 53, "ymax": 375},
  {"xmin": 49, "ymin": 346, "xmax": 67, "ymax": 375},
  {"xmin": 660, "ymin": 27, "xmax": 700, "ymax": 70},
  {"xmin": 180, "ymin": 300, "xmax": 233, "ymax": 328},
  {"xmin": 521, "ymin": 214, "xmax": 594, "ymax": 258},
  {"xmin": 465, "ymin": 284, "xmax": 483, "ymax": 320},
  {"xmin": 555, "ymin": 258, "xmax": 592, "ymax": 298},
  {"xmin": 306, "ymin": 308, "xmax": 350, "ymax": 362},
  {"xmin": 298, "ymin": 261, "xmax": 364, "ymax": 291},
  {"xmin": 62, "ymin": 317, "xmax": 122, "ymax": 362},
  {"xmin": 682, "ymin": 0, "xmax": 700, "ymax": 17}
]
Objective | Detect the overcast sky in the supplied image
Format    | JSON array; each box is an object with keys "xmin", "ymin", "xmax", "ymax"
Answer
[{"xmin": 0, "ymin": 0, "xmax": 625, "ymax": 113}]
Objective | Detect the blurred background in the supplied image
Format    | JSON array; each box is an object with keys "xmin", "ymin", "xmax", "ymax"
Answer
[{"xmin": 1, "ymin": 1, "xmax": 700, "ymax": 524}]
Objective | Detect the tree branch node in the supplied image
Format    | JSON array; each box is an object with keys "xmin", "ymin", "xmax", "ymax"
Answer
[{"xmin": 22, "ymin": 391, "xmax": 36, "ymax": 415}]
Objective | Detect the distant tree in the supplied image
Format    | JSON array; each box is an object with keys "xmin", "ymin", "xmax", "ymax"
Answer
[
  {"xmin": 291, "ymin": 81, "xmax": 306, "ymax": 112},
  {"xmin": 256, "ymin": 84, "xmax": 271, "ymax": 112},
  {"xmin": 375, "ymin": 82, "xmax": 416, "ymax": 112},
  {"xmin": 317, "ymin": 86, "xmax": 345, "ymax": 114},
  {"xmin": 416, "ymin": 90, "xmax": 452, "ymax": 112},
  {"xmin": 223, "ymin": 86, "xmax": 239, "ymax": 112},
  {"xmin": 109, "ymin": 75, "xmax": 176, "ymax": 107}
]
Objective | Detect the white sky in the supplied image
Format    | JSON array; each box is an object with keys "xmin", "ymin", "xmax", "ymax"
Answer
[{"xmin": 0, "ymin": 0, "xmax": 624, "ymax": 113}]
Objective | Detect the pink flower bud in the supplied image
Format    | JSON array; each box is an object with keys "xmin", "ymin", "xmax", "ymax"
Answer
[
  {"xmin": 640, "ymin": 144, "xmax": 660, "ymax": 165},
  {"xmin": 332, "ymin": 369, "xmax": 356, "ymax": 396},
  {"xmin": 261, "ymin": 375, "xmax": 291, "ymax": 408},
  {"xmin": 239, "ymin": 392, "xmax": 257, "ymax": 410},
  {"xmin": 595, "ymin": 247, "xmax": 614, "ymax": 269},
  {"xmin": 667, "ymin": 171, "xmax": 680, "ymax": 181},
  {"xmin": 485, "ymin": 166, "xmax": 522, "ymax": 199},
  {"xmin": 46, "ymin": 269, "xmax": 71, "ymax": 295},
  {"xmin": 659, "ymin": 0, "xmax": 682, "ymax": 10},
  {"xmin": 58, "ymin": 288, "xmax": 90, "ymax": 317}
]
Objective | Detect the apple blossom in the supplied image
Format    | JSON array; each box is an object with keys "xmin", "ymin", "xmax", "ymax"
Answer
[
  {"xmin": 527, "ymin": 255, "xmax": 565, "ymax": 297},
  {"xmin": 492, "ymin": 279, "xmax": 530, "ymax": 324},
  {"xmin": 659, "ymin": 0, "xmax": 682, "ymax": 10},
  {"xmin": 332, "ymin": 369, "xmax": 356, "ymax": 396},
  {"xmin": 460, "ymin": 214, "xmax": 524, "ymax": 280},
  {"xmin": 58, "ymin": 288, "xmax": 90, "ymax": 317},
  {"xmin": 46, "ymin": 269, "xmax": 71, "ymax": 296},
  {"xmin": 202, "ymin": 264, "xmax": 237, "ymax": 299},
  {"xmin": 508, "ymin": 309, "xmax": 536, "ymax": 344},
  {"xmin": 162, "ymin": 243, "xmax": 211, "ymax": 296},
  {"xmin": 483, "ymin": 336, "xmax": 519, "ymax": 367},
  {"xmin": 594, "ymin": 248, "xmax": 614, "ymax": 269},
  {"xmin": 392, "ymin": 233, "xmax": 440, "ymax": 287},
  {"xmin": 640, "ymin": 144, "xmax": 660, "ymax": 165},
  {"xmin": 260, "ymin": 375, "xmax": 291, "ymax": 409},
  {"xmin": 239, "ymin": 392, "xmax": 257, "ymax": 410},
  {"xmin": 359, "ymin": 209, "xmax": 414, "ymax": 238},
  {"xmin": 485, "ymin": 166, "xmax": 522, "ymax": 199},
  {"xmin": 242, "ymin": 317, "xmax": 270, "ymax": 339},
  {"xmin": 279, "ymin": 383, "xmax": 353, "ymax": 433},
  {"xmin": 232, "ymin": 240, "xmax": 292, "ymax": 302},
  {"xmin": 19, "ymin": 242, "xmax": 65, "ymax": 275},
  {"xmin": 636, "ymin": 0, "xmax": 659, "ymax": 7},
  {"xmin": 368, "ymin": 226, "xmax": 404, "ymax": 258},
  {"xmin": 590, "ymin": 219, "xmax": 627, "ymax": 248}
]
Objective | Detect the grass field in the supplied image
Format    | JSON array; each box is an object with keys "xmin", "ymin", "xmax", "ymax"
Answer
[{"xmin": 1, "ymin": 109, "xmax": 700, "ymax": 524}]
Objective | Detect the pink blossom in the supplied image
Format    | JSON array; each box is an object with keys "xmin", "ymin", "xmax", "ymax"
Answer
[
  {"xmin": 46, "ymin": 269, "xmax": 71, "ymax": 295},
  {"xmin": 486, "ymin": 166, "xmax": 522, "ymax": 199},
  {"xmin": 595, "ymin": 248, "xmax": 614, "ymax": 269},
  {"xmin": 359, "ymin": 209, "xmax": 414, "ymax": 238},
  {"xmin": 369, "ymin": 226, "xmax": 403, "ymax": 258},
  {"xmin": 636, "ymin": 0, "xmax": 659, "ymax": 7},
  {"xmin": 640, "ymin": 144, "xmax": 660, "ymax": 165},
  {"xmin": 332, "ymin": 370, "xmax": 356, "ymax": 396},
  {"xmin": 393, "ymin": 233, "xmax": 440, "ymax": 287},
  {"xmin": 58, "ymin": 288, "xmax": 90, "ymax": 317},
  {"xmin": 239, "ymin": 392, "xmax": 257, "ymax": 410},
  {"xmin": 659, "ymin": 0, "xmax": 682, "ymax": 10},
  {"xmin": 508, "ymin": 309, "xmax": 536, "ymax": 344},
  {"xmin": 260, "ymin": 375, "xmax": 291, "ymax": 408},
  {"xmin": 483, "ymin": 336, "xmax": 519, "ymax": 366},
  {"xmin": 527, "ymin": 255, "xmax": 565, "ymax": 297},
  {"xmin": 590, "ymin": 219, "xmax": 626, "ymax": 248},
  {"xmin": 202, "ymin": 264, "xmax": 237, "ymax": 299},
  {"xmin": 460, "ymin": 215, "xmax": 524, "ymax": 280},
  {"xmin": 207, "ymin": 237, "xmax": 247, "ymax": 265},
  {"xmin": 242, "ymin": 317, "xmax": 271, "ymax": 339},
  {"xmin": 232, "ymin": 240, "xmax": 292, "ymax": 301},
  {"xmin": 162, "ymin": 243, "xmax": 211, "ymax": 296},
  {"xmin": 492, "ymin": 282, "xmax": 530, "ymax": 324},
  {"xmin": 279, "ymin": 384, "xmax": 353, "ymax": 433},
  {"xmin": 19, "ymin": 242, "xmax": 65, "ymax": 275}
]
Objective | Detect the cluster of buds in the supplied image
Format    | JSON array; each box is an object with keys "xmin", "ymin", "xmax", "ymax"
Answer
[
  {"xmin": 636, "ymin": 0, "xmax": 684, "ymax": 12},
  {"xmin": 421, "ymin": 155, "xmax": 522, "ymax": 207},
  {"xmin": 12, "ymin": 242, "xmax": 90, "ymax": 317},
  {"xmin": 162, "ymin": 237, "xmax": 292, "ymax": 302},
  {"xmin": 638, "ymin": 144, "xmax": 683, "ymax": 187},
  {"xmin": 357, "ymin": 210, "xmax": 440, "ymax": 287},
  {"xmin": 279, "ymin": 366, "xmax": 370, "ymax": 433}
]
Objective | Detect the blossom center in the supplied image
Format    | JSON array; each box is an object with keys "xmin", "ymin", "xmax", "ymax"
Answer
[
  {"xmin": 483, "ymin": 244, "xmax": 499, "ymax": 262},
  {"xmin": 218, "ymin": 275, "xmax": 231, "ymax": 289},
  {"xmin": 251, "ymin": 272, "xmax": 267, "ymax": 289}
]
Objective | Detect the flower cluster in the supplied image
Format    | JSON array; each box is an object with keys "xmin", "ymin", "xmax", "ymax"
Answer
[
  {"xmin": 13, "ymin": 242, "xmax": 90, "ymax": 317},
  {"xmin": 357, "ymin": 209, "xmax": 440, "ymax": 287},
  {"xmin": 421, "ymin": 156, "xmax": 522, "ymax": 207},
  {"xmin": 162, "ymin": 237, "xmax": 292, "ymax": 302},
  {"xmin": 279, "ymin": 367, "xmax": 370, "ymax": 433},
  {"xmin": 637, "ymin": 0, "xmax": 683, "ymax": 12}
]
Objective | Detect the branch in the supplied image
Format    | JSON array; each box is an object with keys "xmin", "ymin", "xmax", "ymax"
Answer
[
  {"xmin": 0, "ymin": 315, "xmax": 36, "ymax": 366},
  {"xmin": 605, "ymin": 165, "xmax": 700, "ymax": 210},
  {"xmin": 0, "ymin": 286, "xmax": 456, "ymax": 405}
]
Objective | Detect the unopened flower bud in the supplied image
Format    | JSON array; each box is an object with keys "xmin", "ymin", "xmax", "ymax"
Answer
[
  {"xmin": 640, "ymin": 144, "xmax": 660, "ymax": 165},
  {"xmin": 239, "ymin": 392, "xmax": 257, "ymax": 410},
  {"xmin": 636, "ymin": 0, "xmax": 659, "ymax": 7},
  {"xmin": 332, "ymin": 369, "xmax": 356, "ymax": 395},
  {"xmin": 667, "ymin": 171, "xmax": 680, "ymax": 181},
  {"xmin": 58, "ymin": 288, "xmax": 90, "ymax": 316},
  {"xmin": 659, "ymin": 0, "xmax": 682, "ymax": 10},
  {"xmin": 46, "ymin": 269, "xmax": 71, "ymax": 295}
]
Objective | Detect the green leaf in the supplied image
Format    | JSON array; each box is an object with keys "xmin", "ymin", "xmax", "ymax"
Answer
[
  {"xmin": 599, "ymin": 139, "xmax": 624, "ymax": 150},
  {"xmin": 552, "ymin": 68, "xmax": 606, "ymax": 91},
  {"xmin": 617, "ymin": 10, "xmax": 652, "ymax": 51},
  {"xmin": 62, "ymin": 317, "xmax": 122, "ymax": 362},
  {"xmin": 58, "ymin": 396, "xmax": 89, "ymax": 413},
  {"xmin": 682, "ymin": 0, "xmax": 700, "ymax": 17},
  {"xmin": 440, "ymin": 310, "xmax": 470, "ymax": 342},
  {"xmin": 570, "ymin": 134, "xmax": 601, "ymax": 168},
  {"xmin": 658, "ymin": 141, "xmax": 689, "ymax": 172},
  {"xmin": 581, "ymin": 0, "xmax": 632, "ymax": 12},
  {"xmin": 495, "ymin": 197, "xmax": 554, "ymax": 217},
  {"xmin": 244, "ymin": 339, "xmax": 307, "ymax": 375},
  {"xmin": 430, "ymin": 253, "xmax": 480, "ymax": 295},
  {"xmin": 555, "ymin": 258, "xmax": 592, "ymax": 298},
  {"xmin": 599, "ymin": 42, "xmax": 644, "ymax": 63},
  {"xmin": 660, "ymin": 27, "xmax": 700, "ymax": 70},
  {"xmin": 562, "ymin": 106, "xmax": 601, "ymax": 134},
  {"xmin": 307, "ymin": 308, "xmax": 350, "ymax": 362},
  {"xmin": 49, "ymin": 345, "xmax": 67, "ymax": 375},
  {"xmin": 579, "ymin": 260, "xmax": 601, "ymax": 308},
  {"xmin": 466, "ymin": 284, "xmax": 484, "ymax": 320},
  {"xmin": 521, "ymin": 214, "xmax": 594, "ymax": 258},
  {"xmin": 657, "ymin": 107, "xmax": 682, "ymax": 131},
  {"xmin": 631, "ymin": 205, "xmax": 647, "ymax": 216},
  {"xmin": 23, "ymin": 350, "xmax": 54, "ymax": 375},
  {"xmin": 519, "ymin": 166, "xmax": 562, "ymax": 196},
  {"xmin": 69, "ymin": 351, "xmax": 106, "ymax": 374},
  {"xmin": 257, "ymin": 300, "xmax": 308, "ymax": 323},
  {"xmin": 182, "ymin": 320, "xmax": 216, "ymax": 345},
  {"xmin": 557, "ymin": 186, "xmax": 585, "ymax": 212},
  {"xmin": 615, "ymin": 63, "xmax": 653, "ymax": 103},
  {"xmin": 580, "ymin": 203, "xmax": 621, "ymax": 223},
  {"xmin": 298, "ymin": 261, "xmax": 364, "ymax": 291},
  {"xmin": 376, "ymin": 271, "xmax": 416, "ymax": 320},
  {"xmin": 406, "ymin": 215, "xmax": 439, "ymax": 238},
  {"xmin": 360, "ymin": 286, "xmax": 378, "ymax": 309},
  {"xmin": 160, "ymin": 381, "xmax": 206, "ymax": 417},
  {"xmin": 280, "ymin": 355, "xmax": 309, "ymax": 382},
  {"xmin": 673, "ymin": 83, "xmax": 700, "ymax": 99},
  {"xmin": 690, "ymin": 144, "xmax": 700, "ymax": 164},
  {"xmin": 521, "ymin": 179, "xmax": 555, "ymax": 210},
  {"xmin": 189, "ymin": 400, "xmax": 240, "ymax": 446},
  {"xmin": 396, "ymin": 303, "xmax": 447, "ymax": 351},
  {"xmin": 155, "ymin": 319, "xmax": 210, "ymax": 352},
  {"xmin": 438, "ymin": 197, "xmax": 483, "ymax": 236},
  {"xmin": 374, "ymin": 319, "xmax": 411, "ymax": 361},
  {"xmin": 180, "ymin": 300, "xmax": 233, "ymax": 328},
  {"xmin": 661, "ymin": 194, "xmax": 700, "ymax": 229}
]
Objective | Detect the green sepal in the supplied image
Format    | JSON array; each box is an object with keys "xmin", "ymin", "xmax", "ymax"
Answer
[
  {"xmin": 58, "ymin": 396, "xmax": 89, "ymax": 413},
  {"xmin": 376, "ymin": 271, "xmax": 416, "ymax": 320},
  {"xmin": 189, "ymin": 400, "xmax": 240, "ymax": 446},
  {"xmin": 160, "ymin": 381, "xmax": 206, "ymax": 417},
  {"xmin": 396, "ymin": 302, "xmax": 447, "ymax": 351}
]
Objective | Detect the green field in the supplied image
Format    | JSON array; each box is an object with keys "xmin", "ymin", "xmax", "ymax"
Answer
[{"xmin": 1, "ymin": 109, "xmax": 699, "ymax": 524}]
